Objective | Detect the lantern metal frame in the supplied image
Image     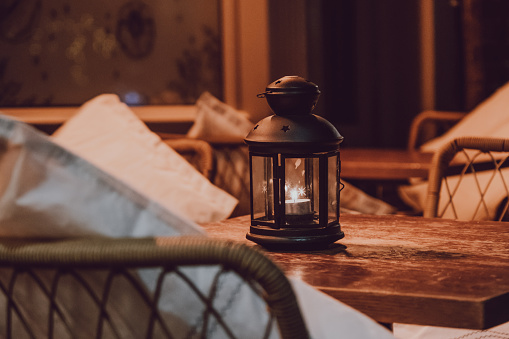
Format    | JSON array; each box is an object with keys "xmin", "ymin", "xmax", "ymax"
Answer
[
  {"xmin": 244, "ymin": 76, "xmax": 344, "ymax": 250},
  {"xmin": 246, "ymin": 148, "xmax": 343, "ymax": 249}
]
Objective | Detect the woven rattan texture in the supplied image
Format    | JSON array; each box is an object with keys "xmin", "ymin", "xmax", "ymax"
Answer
[
  {"xmin": 424, "ymin": 137, "xmax": 509, "ymax": 221},
  {"xmin": 0, "ymin": 237, "xmax": 309, "ymax": 339},
  {"xmin": 211, "ymin": 145, "xmax": 250, "ymax": 217}
]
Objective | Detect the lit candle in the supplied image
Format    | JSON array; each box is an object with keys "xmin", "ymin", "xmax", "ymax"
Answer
[{"xmin": 285, "ymin": 188, "xmax": 311, "ymax": 215}]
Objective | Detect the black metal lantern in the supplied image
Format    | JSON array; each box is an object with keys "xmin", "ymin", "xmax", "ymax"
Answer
[{"xmin": 245, "ymin": 76, "xmax": 344, "ymax": 250}]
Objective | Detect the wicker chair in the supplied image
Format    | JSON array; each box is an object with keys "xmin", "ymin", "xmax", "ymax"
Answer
[
  {"xmin": 163, "ymin": 138, "xmax": 215, "ymax": 180},
  {"xmin": 0, "ymin": 237, "xmax": 309, "ymax": 339},
  {"xmin": 424, "ymin": 136, "xmax": 509, "ymax": 221}
]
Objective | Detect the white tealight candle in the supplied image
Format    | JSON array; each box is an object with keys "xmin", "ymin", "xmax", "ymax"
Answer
[{"xmin": 285, "ymin": 198, "xmax": 312, "ymax": 215}]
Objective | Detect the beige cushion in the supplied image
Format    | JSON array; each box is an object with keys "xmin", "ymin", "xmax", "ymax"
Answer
[
  {"xmin": 421, "ymin": 82, "xmax": 509, "ymax": 152},
  {"xmin": 52, "ymin": 94, "xmax": 238, "ymax": 224}
]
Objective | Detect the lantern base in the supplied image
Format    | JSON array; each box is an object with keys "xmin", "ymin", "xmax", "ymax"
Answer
[{"xmin": 246, "ymin": 223, "xmax": 344, "ymax": 250}]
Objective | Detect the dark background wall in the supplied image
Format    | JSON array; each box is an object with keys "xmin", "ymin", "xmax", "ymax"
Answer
[
  {"xmin": 268, "ymin": 0, "xmax": 509, "ymax": 149},
  {"xmin": 269, "ymin": 0, "xmax": 421, "ymax": 149}
]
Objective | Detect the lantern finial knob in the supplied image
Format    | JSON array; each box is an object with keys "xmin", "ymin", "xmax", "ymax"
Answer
[{"xmin": 258, "ymin": 75, "xmax": 320, "ymax": 116}]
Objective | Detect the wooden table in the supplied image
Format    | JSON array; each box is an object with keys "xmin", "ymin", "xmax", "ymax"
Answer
[
  {"xmin": 340, "ymin": 148, "xmax": 433, "ymax": 180},
  {"xmin": 202, "ymin": 214, "xmax": 509, "ymax": 329}
]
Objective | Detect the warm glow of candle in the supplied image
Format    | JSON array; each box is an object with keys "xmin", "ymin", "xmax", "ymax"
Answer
[
  {"xmin": 285, "ymin": 187, "xmax": 311, "ymax": 215},
  {"xmin": 290, "ymin": 189, "xmax": 299, "ymax": 202}
]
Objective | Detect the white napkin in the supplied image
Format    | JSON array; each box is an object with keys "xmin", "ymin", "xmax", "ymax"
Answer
[{"xmin": 52, "ymin": 94, "xmax": 238, "ymax": 224}]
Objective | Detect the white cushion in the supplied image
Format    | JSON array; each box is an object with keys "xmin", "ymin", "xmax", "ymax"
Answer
[
  {"xmin": 52, "ymin": 94, "xmax": 238, "ymax": 224},
  {"xmin": 421, "ymin": 82, "xmax": 509, "ymax": 152}
]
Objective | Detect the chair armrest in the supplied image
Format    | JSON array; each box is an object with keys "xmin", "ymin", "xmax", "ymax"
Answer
[
  {"xmin": 162, "ymin": 138, "xmax": 215, "ymax": 180},
  {"xmin": 407, "ymin": 110, "xmax": 467, "ymax": 151},
  {"xmin": 424, "ymin": 136, "xmax": 509, "ymax": 219},
  {"xmin": 0, "ymin": 236, "xmax": 309, "ymax": 339}
]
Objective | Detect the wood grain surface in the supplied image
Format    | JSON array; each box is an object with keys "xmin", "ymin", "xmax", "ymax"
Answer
[
  {"xmin": 202, "ymin": 214, "xmax": 509, "ymax": 329},
  {"xmin": 340, "ymin": 148, "xmax": 433, "ymax": 180}
]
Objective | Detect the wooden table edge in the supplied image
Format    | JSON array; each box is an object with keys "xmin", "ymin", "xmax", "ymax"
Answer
[{"xmin": 318, "ymin": 287, "xmax": 509, "ymax": 329}]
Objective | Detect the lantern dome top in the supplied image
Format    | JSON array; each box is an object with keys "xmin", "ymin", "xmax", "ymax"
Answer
[
  {"xmin": 245, "ymin": 114, "xmax": 342, "ymax": 149},
  {"xmin": 246, "ymin": 76, "xmax": 343, "ymax": 153}
]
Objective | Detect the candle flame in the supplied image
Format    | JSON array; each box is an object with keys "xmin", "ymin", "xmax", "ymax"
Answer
[
  {"xmin": 287, "ymin": 185, "xmax": 307, "ymax": 201},
  {"xmin": 290, "ymin": 189, "xmax": 299, "ymax": 202}
]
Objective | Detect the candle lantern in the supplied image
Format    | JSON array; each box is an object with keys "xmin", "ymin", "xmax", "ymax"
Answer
[{"xmin": 245, "ymin": 76, "xmax": 344, "ymax": 249}]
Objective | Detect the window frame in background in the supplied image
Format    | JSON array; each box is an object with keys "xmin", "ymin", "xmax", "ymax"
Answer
[{"xmin": 1, "ymin": 0, "xmax": 270, "ymax": 128}]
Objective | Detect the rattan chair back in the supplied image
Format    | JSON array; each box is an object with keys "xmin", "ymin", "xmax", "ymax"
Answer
[
  {"xmin": 424, "ymin": 137, "xmax": 509, "ymax": 221},
  {"xmin": 163, "ymin": 138, "xmax": 214, "ymax": 180},
  {"xmin": 0, "ymin": 237, "xmax": 309, "ymax": 339}
]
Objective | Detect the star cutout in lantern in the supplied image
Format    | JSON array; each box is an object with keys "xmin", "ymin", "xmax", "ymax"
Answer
[{"xmin": 281, "ymin": 125, "xmax": 290, "ymax": 132}]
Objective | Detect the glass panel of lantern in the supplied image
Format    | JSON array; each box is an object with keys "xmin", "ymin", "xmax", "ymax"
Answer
[
  {"xmin": 328, "ymin": 154, "xmax": 340, "ymax": 225},
  {"xmin": 284, "ymin": 156, "xmax": 318, "ymax": 226},
  {"xmin": 283, "ymin": 153, "xmax": 340, "ymax": 227},
  {"xmin": 250, "ymin": 155, "xmax": 276, "ymax": 224}
]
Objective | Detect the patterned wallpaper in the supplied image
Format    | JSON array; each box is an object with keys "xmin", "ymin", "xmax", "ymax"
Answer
[{"xmin": 0, "ymin": 0, "xmax": 223, "ymax": 107}]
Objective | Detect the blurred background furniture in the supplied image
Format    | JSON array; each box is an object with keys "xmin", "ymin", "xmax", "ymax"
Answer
[
  {"xmin": 340, "ymin": 110, "xmax": 467, "ymax": 182},
  {"xmin": 162, "ymin": 109, "xmax": 470, "ymax": 217},
  {"xmin": 209, "ymin": 143, "xmax": 250, "ymax": 217},
  {"xmin": 341, "ymin": 110, "xmax": 467, "ymax": 210},
  {"xmin": 158, "ymin": 132, "xmax": 250, "ymax": 218},
  {"xmin": 0, "ymin": 108, "xmax": 477, "ymax": 218},
  {"xmin": 0, "ymin": 237, "xmax": 308, "ymax": 339},
  {"xmin": 424, "ymin": 136, "xmax": 509, "ymax": 221},
  {"xmin": 340, "ymin": 148, "xmax": 432, "ymax": 181}
]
